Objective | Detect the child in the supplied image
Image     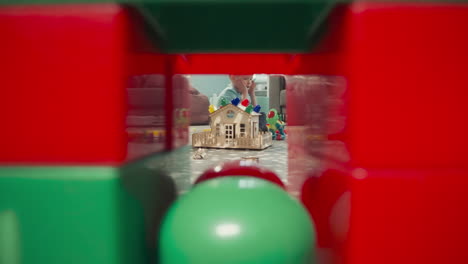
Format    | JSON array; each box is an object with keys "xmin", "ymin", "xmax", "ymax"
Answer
[{"xmin": 216, "ymin": 75, "xmax": 257, "ymax": 108}]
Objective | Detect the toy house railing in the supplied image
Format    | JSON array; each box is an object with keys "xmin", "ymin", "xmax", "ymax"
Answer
[
  {"xmin": 232, "ymin": 133, "xmax": 272, "ymax": 149},
  {"xmin": 235, "ymin": 137, "xmax": 253, "ymax": 147},
  {"xmin": 260, "ymin": 132, "xmax": 273, "ymax": 147},
  {"xmin": 192, "ymin": 131, "xmax": 272, "ymax": 150},
  {"xmin": 192, "ymin": 132, "xmax": 215, "ymax": 147}
]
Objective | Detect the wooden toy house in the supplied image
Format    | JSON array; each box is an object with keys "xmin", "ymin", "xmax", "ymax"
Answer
[{"xmin": 192, "ymin": 104, "xmax": 272, "ymax": 150}]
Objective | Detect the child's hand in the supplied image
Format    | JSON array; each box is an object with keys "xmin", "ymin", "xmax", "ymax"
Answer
[
  {"xmin": 230, "ymin": 75, "xmax": 254, "ymax": 99},
  {"xmin": 232, "ymin": 77, "xmax": 248, "ymax": 93},
  {"xmin": 248, "ymin": 81, "xmax": 256, "ymax": 95}
]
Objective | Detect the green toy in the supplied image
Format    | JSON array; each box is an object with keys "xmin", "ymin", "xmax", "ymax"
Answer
[
  {"xmin": 267, "ymin": 109, "xmax": 286, "ymax": 140},
  {"xmin": 159, "ymin": 177, "xmax": 315, "ymax": 264},
  {"xmin": 245, "ymin": 104, "xmax": 253, "ymax": 114},
  {"xmin": 220, "ymin": 97, "xmax": 229, "ymax": 107}
]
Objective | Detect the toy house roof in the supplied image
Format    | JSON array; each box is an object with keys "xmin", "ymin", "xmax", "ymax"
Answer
[{"xmin": 209, "ymin": 104, "xmax": 260, "ymax": 118}]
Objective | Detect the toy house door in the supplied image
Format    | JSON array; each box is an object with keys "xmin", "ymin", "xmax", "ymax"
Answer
[
  {"xmin": 225, "ymin": 124, "xmax": 235, "ymax": 143},
  {"xmin": 252, "ymin": 122, "xmax": 257, "ymax": 137}
]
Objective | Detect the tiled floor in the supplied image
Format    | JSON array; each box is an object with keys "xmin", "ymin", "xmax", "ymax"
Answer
[
  {"xmin": 146, "ymin": 126, "xmax": 325, "ymax": 197},
  {"xmin": 189, "ymin": 125, "xmax": 288, "ymax": 184}
]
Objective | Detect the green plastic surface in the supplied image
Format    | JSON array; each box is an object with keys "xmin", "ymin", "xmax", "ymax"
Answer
[
  {"xmin": 0, "ymin": 166, "xmax": 145, "ymax": 264},
  {"xmin": 0, "ymin": 146, "xmax": 192, "ymax": 264},
  {"xmin": 159, "ymin": 177, "xmax": 316, "ymax": 264},
  {"xmin": 0, "ymin": 211, "xmax": 20, "ymax": 264},
  {"xmin": 135, "ymin": 1, "xmax": 336, "ymax": 53},
  {"xmin": 0, "ymin": 0, "xmax": 337, "ymax": 53}
]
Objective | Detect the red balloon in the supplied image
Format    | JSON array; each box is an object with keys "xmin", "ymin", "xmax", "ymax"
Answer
[{"xmin": 195, "ymin": 160, "xmax": 285, "ymax": 189}]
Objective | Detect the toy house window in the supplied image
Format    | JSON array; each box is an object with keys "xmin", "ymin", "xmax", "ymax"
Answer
[
  {"xmin": 216, "ymin": 124, "xmax": 220, "ymax": 136},
  {"xmin": 226, "ymin": 110, "xmax": 235, "ymax": 118},
  {"xmin": 240, "ymin": 124, "xmax": 246, "ymax": 137},
  {"xmin": 225, "ymin": 125, "xmax": 234, "ymax": 143}
]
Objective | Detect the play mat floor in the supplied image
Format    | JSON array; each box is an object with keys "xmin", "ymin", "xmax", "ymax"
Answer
[{"xmin": 189, "ymin": 125, "xmax": 288, "ymax": 185}]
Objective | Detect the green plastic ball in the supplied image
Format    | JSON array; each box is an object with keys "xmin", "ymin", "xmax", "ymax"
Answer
[{"xmin": 159, "ymin": 177, "xmax": 315, "ymax": 264}]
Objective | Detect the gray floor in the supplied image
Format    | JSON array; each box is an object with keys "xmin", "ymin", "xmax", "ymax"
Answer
[
  {"xmin": 189, "ymin": 126, "xmax": 288, "ymax": 184},
  {"xmin": 144, "ymin": 126, "xmax": 323, "ymax": 197}
]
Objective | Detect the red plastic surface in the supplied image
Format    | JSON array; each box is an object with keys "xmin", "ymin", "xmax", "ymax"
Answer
[
  {"xmin": 0, "ymin": 4, "xmax": 126, "ymax": 164},
  {"xmin": 341, "ymin": 3, "xmax": 468, "ymax": 169},
  {"xmin": 347, "ymin": 168, "xmax": 468, "ymax": 264},
  {"xmin": 0, "ymin": 5, "xmax": 190, "ymax": 164},
  {"xmin": 172, "ymin": 54, "xmax": 299, "ymax": 75},
  {"xmin": 171, "ymin": 74, "xmax": 191, "ymax": 150},
  {"xmin": 195, "ymin": 160, "xmax": 285, "ymax": 189},
  {"xmin": 301, "ymin": 169, "xmax": 350, "ymax": 249}
]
